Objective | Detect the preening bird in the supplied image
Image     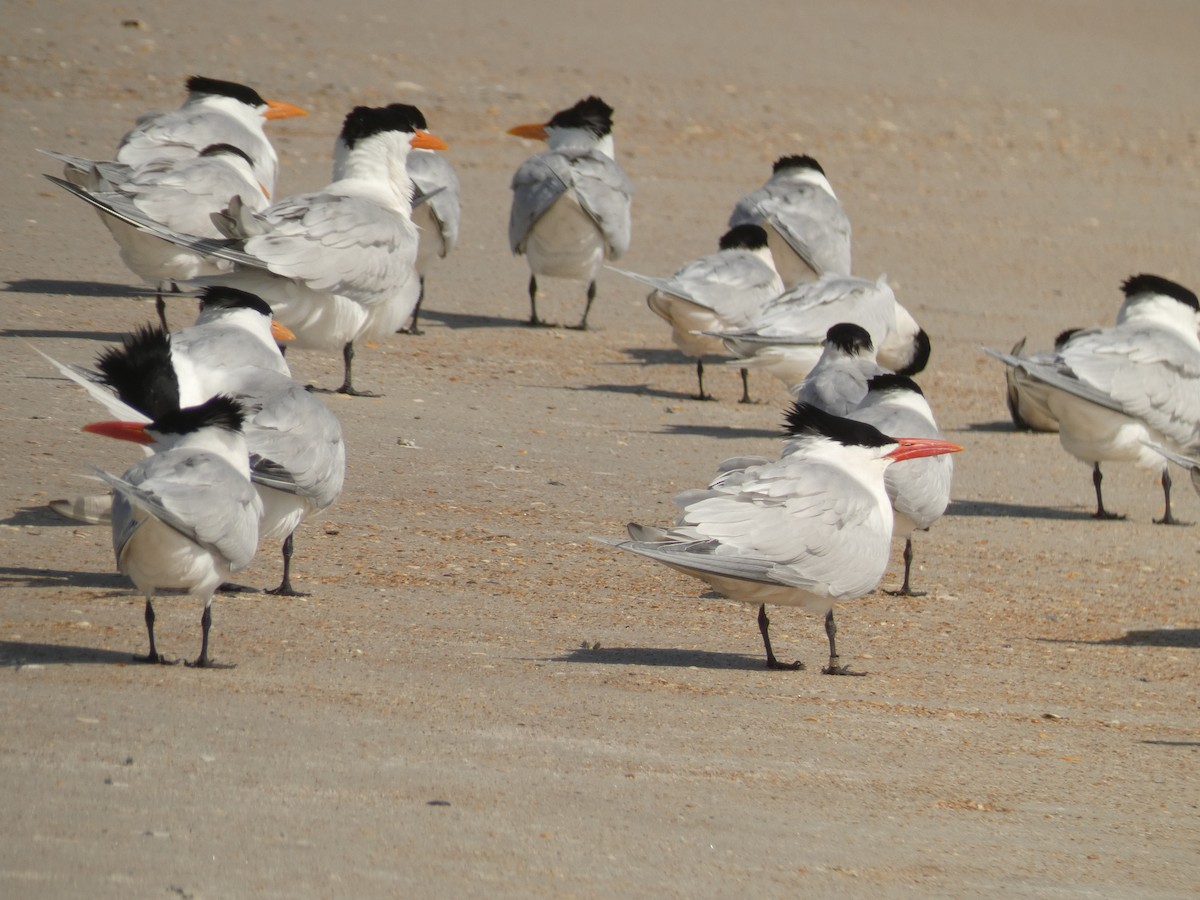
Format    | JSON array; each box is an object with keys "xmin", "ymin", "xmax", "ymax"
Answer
[
  {"xmin": 85, "ymin": 396, "xmax": 263, "ymax": 667},
  {"xmin": 728, "ymin": 154, "xmax": 851, "ymax": 289},
  {"xmin": 508, "ymin": 96, "xmax": 634, "ymax": 329},
  {"xmin": 985, "ymin": 274, "xmax": 1200, "ymax": 522},
  {"xmin": 709, "ymin": 273, "xmax": 929, "ymax": 391},
  {"xmin": 43, "ymin": 143, "xmax": 271, "ymax": 329},
  {"xmin": 791, "ymin": 323, "xmax": 886, "ymax": 416},
  {"xmin": 1002, "ymin": 328, "xmax": 1090, "ymax": 433},
  {"xmin": 600, "ymin": 403, "xmax": 962, "ymax": 674},
  {"xmin": 846, "ymin": 374, "xmax": 954, "ymax": 596},
  {"xmin": 609, "ymin": 223, "xmax": 783, "ymax": 402},
  {"xmin": 48, "ymin": 104, "xmax": 449, "ymax": 396},
  {"xmin": 403, "ymin": 138, "xmax": 461, "ymax": 334}
]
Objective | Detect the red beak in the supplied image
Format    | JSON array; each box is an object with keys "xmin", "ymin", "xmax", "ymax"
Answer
[
  {"xmin": 886, "ymin": 437, "xmax": 963, "ymax": 462},
  {"xmin": 83, "ymin": 421, "xmax": 155, "ymax": 445}
]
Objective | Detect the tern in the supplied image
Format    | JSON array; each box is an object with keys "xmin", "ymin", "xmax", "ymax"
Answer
[
  {"xmin": 49, "ymin": 105, "xmax": 449, "ymax": 396},
  {"xmin": 847, "ymin": 375, "xmax": 955, "ymax": 596},
  {"xmin": 508, "ymin": 96, "xmax": 634, "ymax": 329},
  {"xmin": 1002, "ymin": 328, "xmax": 1090, "ymax": 433},
  {"xmin": 791, "ymin": 323, "xmax": 886, "ymax": 416},
  {"xmin": 403, "ymin": 137, "xmax": 461, "ymax": 334},
  {"xmin": 112, "ymin": 74, "xmax": 307, "ymax": 195},
  {"xmin": 985, "ymin": 274, "xmax": 1200, "ymax": 522},
  {"xmin": 85, "ymin": 396, "xmax": 263, "ymax": 667},
  {"xmin": 728, "ymin": 155, "xmax": 851, "ymax": 289},
  {"xmin": 709, "ymin": 273, "xmax": 930, "ymax": 391},
  {"xmin": 609, "ymin": 224, "xmax": 783, "ymax": 402},
  {"xmin": 43, "ymin": 144, "xmax": 271, "ymax": 329},
  {"xmin": 600, "ymin": 403, "xmax": 962, "ymax": 673}
]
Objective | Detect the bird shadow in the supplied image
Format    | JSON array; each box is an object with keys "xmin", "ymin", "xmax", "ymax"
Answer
[
  {"xmin": 547, "ymin": 645, "xmax": 768, "ymax": 671},
  {"xmin": 4, "ymin": 328, "xmax": 128, "ymax": 343},
  {"xmin": 573, "ymin": 382, "xmax": 700, "ymax": 401},
  {"xmin": 0, "ymin": 640, "xmax": 134, "ymax": 668},
  {"xmin": 0, "ymin": 565, "xmax": 128, "ymax": 590},
  {"xmin": 621, "ymin": 346, "xmax": 693, "ymax": 367},
  {"xmin": 0, "ymin": 506, "xmax": 92, "ymax": 528},
  {"xmin": 2, "ymin": 278, "xmax": 141, "ymax": 299},
  {"xmin": 957, "ymin": 420, "xmax": 1028, "ymax": 433},
  {"xmin": 656, "ymin": 423, "xmax": 784, "ymax": 440},
  {"xmin": 1036, "ymin": 629, "xmax": 1200, "ymax": 649},
  {"xmin": 943, "ymin": 499, "xmax": 1097, "ymax": 521},
  {"xmin": 417, "ymin": 309, "xmax": 533, "ymax": 330},
  {"xmin": 1141, "ymin": 740, "xmax": 1200, "ymax": 748}
]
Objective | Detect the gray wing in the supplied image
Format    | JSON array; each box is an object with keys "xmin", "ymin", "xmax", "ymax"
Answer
[
  {"xmin": 170, "ymin": 325, "xmax": 288, "ymax": 375},
  {"xmin": 982, "ymin": 346, "xmax": 1130, "ymax": 418},
  {"xmin": 731, "ymin": 182, "xmax": 851, "ymax": 276},
  {"xmin": 115, "ymin": 107, "xmax": 274, "ymax": 188},
  {"xmin": 96, "ymin": 451, "xmax": 261, "ymax": 571},
  {"xmin": 40, "ymin": 149, "xmax": 132, "ymax": 189},
  {"xmin": 408, "ymin": 152, "xmax": 461, "ymax": 251},
  {"xmin": 793, "ymin": 357, "xmax": 884, "ymax": 416},
  {"xmin": 119, "ymin": 156, "xmax": 268, "ymax": 236},
  {"xmin": 509, "ymin": 149, "xmax": 633, "ymax": 256}
]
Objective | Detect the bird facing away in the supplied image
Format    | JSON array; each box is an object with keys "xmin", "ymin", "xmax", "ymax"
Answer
[
  {"xmin": 403, "ymin": 139, "xmax": 462, "ymax": 334},
  {"xmin": 113, "ymin": 74, "xmax": 307, "ymax": 195},
  {"xmin": 846, "ymin": 374, "xmax": 955, "ymax": 596},
  {"xmin": 709, "ymin": 273, "xmax": 930, "ymax": 391},
  {"xmin": 610, "ymin": 223, "xmax": 783, "ymax": 402},
  {"xmin": 48, "ymin": 104, "xmax": 449, "ymax": 397},
  {"xmin": 85, "ymin": 396, "xmax": 263, "ymax": 667},
  {"xmin": 728, "ymin": 154, "xmax": 852, "ymax": 289},
  {"xmin": 508, "ymin": 96, "xmax": 634, "ymax": 329},
  {"xmin": 984, "ymin": 274, "xmax": 1200, "ymax": 523},
  {"xmin": 600, "ymin": 403, "xmax": 962, "ymax": 674},
  {"xmin": 1002, "ymin": 328, "xmax": 1091, "ymax": 433},
  {"xmin": 791, "ymin": 322, "xmax": 886, "ymax": 416}
]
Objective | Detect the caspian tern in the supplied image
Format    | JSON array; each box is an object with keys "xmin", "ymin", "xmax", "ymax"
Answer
[
  {"xmin": 112, "ymin": 75, "xmax": 307, "ymax": 195},
  {"xmin": 49, "ymin": 105, "xmax": 449, "ymax": 396},
  {"xmin": 508, "ymin": 96, "xmax": 634, "ymax": 329},
  {"xmin": 847, "ymin": 374, "xmax": 954, "ymax": 596},
  {"xmin": 1002, "ymin": 328, "xmax": 1090, "ymax": 433},
  {"xmin": 728, "ymin": 155, "xmax": 851, "ymax": 289},
  {"xmin": 600, "ymin": 403, "xmax": 962, "ymax": 674},
  {"xmin": 985, "ymin": 274, "xmax": 1200, "ymax": 522},
  {"xmin": 85, "ymin": 395, "xmax": 263, "ymax": 667},
  {"xmin": 708, "ymin": 273, "xmax": 930, "ymax": 391},
  {"xmin": 43, "ymin": 148, "xmax": 271, "ymax": 328},
  {"xmin": 791, "ymin": 323, "xmax": 886, "ymax": 416},
  {"xmin": 609, "ymin": 224, "xmax": 783, "ymax": 402}
]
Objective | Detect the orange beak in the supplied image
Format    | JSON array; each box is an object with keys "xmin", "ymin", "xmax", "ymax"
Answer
[
  {"xmin": 507, "ymin": 123, "xmax": 549, "ymax": 141},
  {"xmin": 270, "ymin": 320, "xmax": 296, "ymax": 342},
  {"xmin": 886, "ymin": 438, "xmax": 964, "ymax": 463},
  {"xmin": 411, "ymin": 129, "xmax": 449, "ymax": 151},
  {"xmin": 83, "ymin": 421, "xmax": 155, "ymax": 445},
  {"xmin": 264, "ymin": 99, "xmax": 308, "ymax": 120}
]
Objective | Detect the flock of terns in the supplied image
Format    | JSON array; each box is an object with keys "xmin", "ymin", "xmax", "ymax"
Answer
[{"xmin": 33, "ymin": 74, "xmax": 1200, "ymax": 673}]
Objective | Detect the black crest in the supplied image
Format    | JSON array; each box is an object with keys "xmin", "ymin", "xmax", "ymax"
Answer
[
  {"xmin": 95, "ymin": 326, "xmax": 180, "ymax": 420},
  {"xmin": 825, "ymin": 322, "xmax": 874, "ymax": 355},
  {"xmin": 1121, "ymin": 274, "xmax": 1199, "ymax": 311},
  {"xmin": 152, "ymin": 395, "xmax": 245, "ymax": 437},
  {"xmin": 865, "ymin": 373, "xmax": 924, "ymax": 397},
  {"xmin": 198, "ymin": 143, "xmax": 255, "ymax": 167},
  {"xmin": 895, "ymin": 328, "xmax": 931, "ymax": 377},
  {"xmin": 198, "ymin": 285, "xmax": 274, "ymax": 320},
  {"xmin": 185, "ymin": 76, "xmax": 266, "ymax": 108},
  {"xmin": 548, "ymin": 96, "xmax": 614, "ymax": 136},
  {"xmin": 718, "ymin": 224, "xmax": 769, "ymax": 252},
  {"xmin": 773, "ymin": 154, "xmax": 825, "ymax": 175},
  {"xmin": 783, "ymin": 402, "xmax": 893, "ymax": 448},
  {"xmin": 340, "ymin": 104, "xmax": 427, "ymax": 149}
]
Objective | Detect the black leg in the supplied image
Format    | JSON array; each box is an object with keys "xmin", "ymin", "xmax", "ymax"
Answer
[
  {"xmin": 399, "ymin": 275, "xmax": 425, "ymax": 335},
  {"xmin": 187, "ymin": 603, "xmax": 234, "ymax": 669},
  {"xmin": 822, "ymin": 609, "xmax": 866, "ymax": 676},
  {"xmin": 333, "ymin": 341, "xmax": 379, "ymax": 397},
  {"xmin": 566, "ymin": 280, "xmax": 596, "ymax": 331},
  {"xmin": 738, "ymin": 367, "xmax": 753, "ymax": 405},
  {"xmin": 1092, "ymin": 463, "xmax": 1124, "ymax": 520},
  {"xmin": 266, "ymin": 532, "xmax": 309, "ymax": 597},
  {"xmin": 155, "ymin": 285, "xmax": 169, "ymax": 331},
  {"xmin": 694, "ymin": 359, "xmax": 713, "ymax": 401},
  {"xmin": 1154, "ymin": 464, "xmax": 1189, "ymax": 525},
  {"xmin": 757, "ymin": 604, "xmax": 804, "ymax": 671},
  {"xmin": 133, "ymin": 597, "xmax": 175, "ymax": 665},
  {"xmin": 887, "ymin": 538, "xmax": 925, "ymax": 597},
  {"xmin": 526, "ymin": 276, "xmax": 551, "ymax": 327}
]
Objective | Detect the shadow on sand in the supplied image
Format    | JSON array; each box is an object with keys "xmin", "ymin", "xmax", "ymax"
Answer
[
  {"xmin": 0, "ymin": 640, "xmax": 134, "ymax": 668},
  {"xmin": 944, "ymin": 499, "xmax": 1097, "ymax": 521},
  {"xmin": 0, "ymin": 565, "xmax": 127, "ymax": 591},
  {"xmin": 547, "ymin": 645, "xmax": 768, "ymax": 671}
]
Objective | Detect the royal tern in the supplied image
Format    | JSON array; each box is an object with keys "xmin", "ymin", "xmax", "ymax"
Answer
[
  {"xmin": 43, "ymin": 148, "xmax": 271, "ymax": 328},
  {"xmin": 601, "ymin": 403, "xmax": 962, "ymax": 673},
  {"xmin": 1002, "ymin": 328, "xmax": 1090, "ymax": 433},
  {"xmin": 403, "ymin": 139, "xmax": 461, "ymax": 334},
  {"xmin": 985, "ymin": 274, "xmax": 1200, "ymax": 522},
  {"xmin": 508, "ymin": 96, "xmax": 634, "ymax": 329},
  {"xmin": 791, "ymin": 323, "xmax": 886, "ymax": 416},
  {"xmin": 113, "ymin": 75, "xmax": 307, "ymax": 195},
  {"xmin": 709, "ymin": 273, "xmax": 929, "ymax": 391},
  {"xmin": 609, "ymin": 224, "xmax": 783, "ymax": 402},
  {"xmin": 728, "ymin": 155, "xmax": 851, "ymax": 289},
  {"xmin": 85, "ymin": 396, "xmax": 263, "ymax": 667},
  {"xmin": 50, "ymin": 105, "xmax": 449, "ymax": 396},
  {"xmin": 847, "ymin": 374, "xmax": 954, "ymax": 595}
]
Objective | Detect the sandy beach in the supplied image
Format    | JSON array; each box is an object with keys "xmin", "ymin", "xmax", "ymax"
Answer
[{"xmin": 2, "ymin": 1, "xmax": 1198, "ymax": 895}]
